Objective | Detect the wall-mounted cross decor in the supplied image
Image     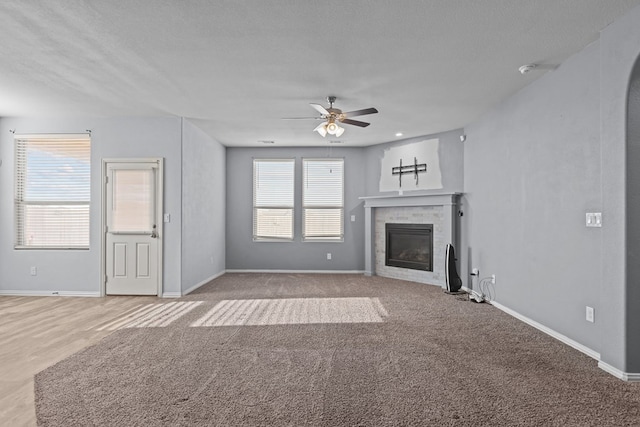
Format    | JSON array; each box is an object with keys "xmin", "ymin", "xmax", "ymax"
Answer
[{"xmin": 391, "ymin": 157, "xmax": 427, "ymax": 187}]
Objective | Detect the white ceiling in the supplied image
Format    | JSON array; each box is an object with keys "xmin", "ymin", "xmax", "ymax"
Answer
[{"xmin": 1, "ymin": 1, "xmax": 639, "ymax": 147}]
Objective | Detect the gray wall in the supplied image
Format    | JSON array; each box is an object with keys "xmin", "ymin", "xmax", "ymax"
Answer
[
  {"xmin": 599, "ymin": 1, "xmax": 640, "ymax": 375},
  {"xmin": 462, "ymin": 40, "xmax": 603, "ymax": 353},
  {"xmin": 363, "ymin": 129, "xmax": 465, "ymax": 196},
  {"xmin": 181, "ymin": 119, "xmax": 226, "ymax": 292},
  {"xmin": 462, "ymin": 1, "xmax": 640, "ymax": 376},
  {"xmin": 599, "ymin": 4, "xmax": 635, "ymax": 375},
  {"xmin": 601, "ymin": 3, "xmax": 640, "ymax": 373},
  {"xmin": 0, "ymin": 117, "xmax": 183, "ymax": 295},
  {"xmin": 627, "ymin": 60, "xmax": 640, "ymax": 373},
  {"xmin": 225, "ymin": 147, "xmax": 366, "ymax": 271}
]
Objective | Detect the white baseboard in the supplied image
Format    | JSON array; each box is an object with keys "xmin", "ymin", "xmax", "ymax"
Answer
[
  {"xmin": 0, "ymin": 290, "xmax": 101, "ymax": 297},
  {"xmin": 225, "ymin": 269, "xmax": 365, "ymax": 274},
  {"xmin": 181, "ymin": 270, "xmax": 226, "ymax": 296},
  {"xmin": 458, "ymin": 294, "xmax": 640, "ymax": 382},
  {"xmin": 489, "ymin": 300, "xmax": 601, "ymax": 361},
  {"xmin": 161, "ymin": 292, "xmax": 182, "ymax": 298},
  {"xmin": 598, "ymin": 361, "xmax": 640, "ymax": 382}
]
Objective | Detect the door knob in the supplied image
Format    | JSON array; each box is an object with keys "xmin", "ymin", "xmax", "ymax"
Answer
[{"xmin": 151, "ymin": 224, "xmax": 157, "ymax": 238}]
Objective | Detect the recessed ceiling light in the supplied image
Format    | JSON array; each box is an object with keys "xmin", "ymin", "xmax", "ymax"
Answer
[{"xmin": 395, "ymin": 132, "xmax": 403, "ymax": 137}]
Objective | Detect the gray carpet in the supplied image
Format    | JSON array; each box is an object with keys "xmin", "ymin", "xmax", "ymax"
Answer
[{"xmin": 35, "ymin": 274, "xmax": 640, "ymax": 426}]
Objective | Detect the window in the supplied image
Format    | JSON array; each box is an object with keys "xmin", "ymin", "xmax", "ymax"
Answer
[
  {"xmin": 253, "ymin": 159, "xmax": 294, "ymax": 241},
  {"xmin": 14, "ymin": 134, "xmax": 91, "ymax": 249},
  {"xmin": 303, "ymin": 158, "xmax": 344, "ymax": 241}
]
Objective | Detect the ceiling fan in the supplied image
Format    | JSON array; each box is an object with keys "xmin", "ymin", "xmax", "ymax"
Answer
[{"xmin": 283, "ymin": 96, "xmax": 378, "ymax": 137}]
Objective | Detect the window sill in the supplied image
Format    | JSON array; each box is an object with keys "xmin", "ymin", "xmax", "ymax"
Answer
[{"xmin": 14, "ymin": 246, "xmax": 90, "ymax": 250}]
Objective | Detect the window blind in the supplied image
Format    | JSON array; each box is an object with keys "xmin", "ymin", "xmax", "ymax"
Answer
[
  {"xmin": 14, "ymin": 134, "xmax": 91, "ymax": 249},
  {"xmin": 253, "ymin": 159, "xmax": 295, "ymax": 241},
  {"xmin": 303, "ymin": 158, "xmax": 344, "ymax": 241}
]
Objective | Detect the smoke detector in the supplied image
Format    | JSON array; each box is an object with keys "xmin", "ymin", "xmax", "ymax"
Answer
[{"xmin": 519, "ymin": 64, "xmax": 537, "ymax": 74}]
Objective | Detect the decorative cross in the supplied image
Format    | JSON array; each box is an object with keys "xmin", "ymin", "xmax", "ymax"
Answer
[{"xmin": 391, "ymin": 157, "xmax": 427, "ymax": 187}]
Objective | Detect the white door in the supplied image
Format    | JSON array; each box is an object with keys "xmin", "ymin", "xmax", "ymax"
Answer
[{"xmin": 105, "ymin": 161, "xmax": 162, "ymax": 295}]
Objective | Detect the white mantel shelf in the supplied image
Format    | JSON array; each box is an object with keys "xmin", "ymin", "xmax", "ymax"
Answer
[
  {"xmin": 359, "ymin": 192, "xmax": 461, "ymax": 208},
  {"xmin": 360, "ymin": 192, "xmax": 462, "ymax": 279}
]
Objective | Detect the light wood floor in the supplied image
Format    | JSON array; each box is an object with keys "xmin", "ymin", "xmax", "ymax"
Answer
[{"xmin": 0, "ymin": 294, "xmax": 161, "ymax": 426}]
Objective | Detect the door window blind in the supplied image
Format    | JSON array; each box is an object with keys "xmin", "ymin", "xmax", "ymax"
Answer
[
  {"xmin": 303, "ymin": 158, "xmax": 344, "ymax": 241},
  {"xmin": 14, "ymin": 134, "xmax": 91, "ymax": 249},
  {"xmin": 253, "ymin": 159, "xmax": 295, "ymax": 241},
  {"xmin": 110, "ymin": 168, "xmax": 155, "ymax": 232}
]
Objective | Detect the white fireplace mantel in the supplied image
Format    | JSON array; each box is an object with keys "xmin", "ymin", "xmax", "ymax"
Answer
[{"xmin": 359, "ymin": 193, "xmax": 461, "ymax": 280}]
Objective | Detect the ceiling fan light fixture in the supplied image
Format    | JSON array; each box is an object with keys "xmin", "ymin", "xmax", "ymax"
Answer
[
  {"xmin": 326, "ymin": 121, "xmax": 339, "ymax": 134},
  {"xmin": 314, "ymin": 122, "xmax": 328, "ymax": 137},
  {"xmin": 335, "ymin": 126, "xmax": 345, "ymax": 137}
]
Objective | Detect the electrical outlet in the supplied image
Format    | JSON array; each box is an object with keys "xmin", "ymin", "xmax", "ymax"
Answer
[
  {"xmin": 327, "ymin": 253, "xmax": 332, "ymax": 260},
  {"xmin": 491, "ymin": 274, "xmax": 496, "ymax": 284},
  {"xmin": 586, "ymin": 306, "xmax": 595, "ymax": 323},
  {"xmin": 30, "ymin": 266, "xmax": 37, "ymax": 276},
  {"xmin": 351, "ymin": 215, "xmax": 356, "ymax": 222}
]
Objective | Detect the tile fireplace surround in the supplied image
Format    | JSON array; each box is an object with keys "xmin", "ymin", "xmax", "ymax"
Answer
[{"xmin": 360, "ymin": 193, "xmax": 461, "ymax": 287}]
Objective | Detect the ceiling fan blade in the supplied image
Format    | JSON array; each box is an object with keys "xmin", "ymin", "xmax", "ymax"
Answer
[
  {"xmin": 341, "ymin": 118, "xmax": 370, "ymax": 127},
  {"xmin": 344, "ymin": 107, "xmax": 378, "ymax": 117},
  {"xmin": 310, "ymin": 103, "xmax": 330, "ymax": 115}
]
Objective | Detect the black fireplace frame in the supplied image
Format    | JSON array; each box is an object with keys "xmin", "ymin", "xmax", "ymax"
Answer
[{"xmin": 385, "ymin": 223, "xmax": 433, "ymax": 271}]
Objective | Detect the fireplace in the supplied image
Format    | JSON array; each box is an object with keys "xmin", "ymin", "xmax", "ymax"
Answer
[
  {"xmin": 361, "ymin": 193, "xmax": 460, "ymax": 285},
  {"xmin": 385, "ymin": 223, "xmax": 433, "ymax": 271}
]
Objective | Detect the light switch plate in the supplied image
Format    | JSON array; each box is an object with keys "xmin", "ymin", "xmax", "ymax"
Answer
[
  {"xmin": 586, "ymin": 212, "xmax": 602, "ymax": 227},
  {"xmin": 164, "ymin": 213, "xmax": 171, "ymax": 223}
]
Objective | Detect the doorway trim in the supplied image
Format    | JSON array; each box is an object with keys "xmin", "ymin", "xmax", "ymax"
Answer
[{"xmin": 101, "ymin": 158, "xmax": 164, "ymax": 297}]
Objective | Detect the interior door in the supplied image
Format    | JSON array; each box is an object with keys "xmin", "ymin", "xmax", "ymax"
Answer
[{"xmin": 105, "ymin": 161, "xmax": 160, "ymax": 295}]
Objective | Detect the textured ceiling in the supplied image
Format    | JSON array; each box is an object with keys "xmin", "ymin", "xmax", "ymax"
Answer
[{"xmin": 0, "ymin": 1, "xmax": 639, "ymax": 147}]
